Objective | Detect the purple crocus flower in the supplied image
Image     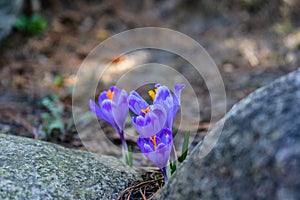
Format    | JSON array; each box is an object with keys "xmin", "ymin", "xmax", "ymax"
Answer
[
  {"xmin": 89, "ymin": 86, "xmax": 129, "ymax": 153},
  {"xmin": 152, "ymin": 84, "xmax": 185, "ymax": 130},
  {"xmin": 149, "ymin": 84, "xmax": 185, "ymax": 168},
  {"xmin": 128, "ymin": 91, "xmax": 167, "ymax": 138},
  {"xmin": 137, "ymin": 128, "xmax": 173, "ymax": 180}
]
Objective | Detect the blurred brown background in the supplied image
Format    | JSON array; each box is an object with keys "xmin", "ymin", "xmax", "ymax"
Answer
[{"xmin": 0, "ymin": 0, "xmax": 299, "ymax": 160}]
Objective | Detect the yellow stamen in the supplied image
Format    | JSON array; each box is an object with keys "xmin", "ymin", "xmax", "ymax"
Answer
[
  {"xmin": 141, "ymin": 107, "xmax": 150, "ymax": 114},
  {"xmin": 106, "ymin": 90, "xmax": 114, "ymax": 100},
  {"xmin": 150, "ymin": 135, "xmax": 157, "ymax": 150},
  {"xmin": 148, "ymin": 88, "xmax": 158, "ymax": 100}
]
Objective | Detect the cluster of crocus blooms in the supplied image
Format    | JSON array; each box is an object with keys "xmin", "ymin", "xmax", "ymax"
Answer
[
  {"xmin": 89, "ymin": 84, "xmax": 185, "ymax": 181},
  {"xmin": 89, "ymin": 86, "xmax": 129, "ymax": 161}
]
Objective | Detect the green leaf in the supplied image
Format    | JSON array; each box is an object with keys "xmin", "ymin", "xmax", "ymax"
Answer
[
  {"xmin": 123, "ymin": 146, "xmax": 133, "ymax": 167},
  {"xmin": 48, "ymin": 119, "xmax": 65, "ymax": 134},
  {"xmin": 182, "ymin": 131, "xmax": 190, "ymax": 155},
  {"xmin": 14, "ymin": 15, "xmax": 28, "ymax": 30},
  {"xmin": 41, "ymin": 113, "xmax": 51, "ymax": 124},
  {"xmin": 42, "ymin": 96, "xmax": 63, "ymax": 118},
  {"xmin": 178, "ymin": 131, "xmax": 190, "ymax": 163},
  {"xmin": 166, "ymin": 161, "xmax": 172, "ymax": 178},
  {"xmin": 126, "ymin": 146, "xmax": 133, "ymax": 167},
  {"xmin": 171, "ymin": 162, "xmax": 177, "ymax": 174},
  {"xmin": 14, "ymin": 14, "xmax": 47, "ymax": 36},
  {"xmin": 54, "ymin": 73, "xmax": 64, "ymax": 87}
]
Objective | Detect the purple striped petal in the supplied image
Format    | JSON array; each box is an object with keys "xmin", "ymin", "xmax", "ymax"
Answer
[
  {"xmin": 137, "ymin": 128, "xmax": 173, "ymax": 169},
  {"xmin": 89, "ymin": 86, "xmax": 128, "ymax": 133},
  {"xmin": 173, "ymin": 84, "xmax": 185, "ymax": 118},
  {"xmin": 112, "ymin": 89, "xmax": 129, "ymax": 131},
  {"xmin": 99, "ymin": 99, "xmax": 118, "ymax": 130},
  {"xmin": 89, "ymin": 99, "xmax": 109, "ymax": 122},
  {"xmin": 132, "ymin": 104, "xmax": 166, "ymax": 138},
  {"xmin": 153, "ymin": 85, "xmax": 173, "ymax": 129},
  {"xmin": 128, "ymin": 91, "xmax": 149, "ymax": 115},
  {"xmin": 98, "ymin": 91, "xmax": 108, "ymax": 103}
]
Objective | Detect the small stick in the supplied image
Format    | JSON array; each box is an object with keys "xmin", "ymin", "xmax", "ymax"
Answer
[
  {"xmin": 116, "ymin": 178, "xmax": 164, "ymax": 200},
  {"xmin": 139, "ymin": 187, "xmax": 147, "ymax": 200},
  {"xmin": 126, "ymin": 190, "xmax": 132, "ymax": 200}
]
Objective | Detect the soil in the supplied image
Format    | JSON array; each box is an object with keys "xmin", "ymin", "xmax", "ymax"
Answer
[{"xmin": 0, "ymin": 0, "xmax": 299, "ymax": 167}]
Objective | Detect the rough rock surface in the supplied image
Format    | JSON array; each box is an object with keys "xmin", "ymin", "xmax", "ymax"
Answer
[
  {"xmin": 157, "ymin": 69, "xmax": 300, "ymax": 199},
  {"xmin": 0, "ymin": 0, "xmax": 22, "ymax": 41},
  {"xmin": 0, "ymin": 134, "xmax": 138, "ymax": 199}
]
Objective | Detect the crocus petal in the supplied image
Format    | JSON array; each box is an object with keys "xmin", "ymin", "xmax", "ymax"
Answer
[
  {"xmin": 172, "ymin": 84, "xmax": 185, "ymax": 118},
  {"xmin": 137, "ymin": 128, "xmax": 173, "ymax": 169},
  {"xmin": 128, "ymin": 91, "xmax": 149, "ymax": 115},
  {"xmin": 156, "ymin": 143, "xmax": 165, "ymax": 150},
  {"xmin": 109, "ymin": 85, "xmax": 119, "ymax": 93},
  {"xmin": 91, "ymin": 86, "xmax": 129, "ymax": 133},
  {"xmin": 143, "ymin": 143, "xmax": 153, "ymax": 153},
  {"xmin": 98, "ymin": 91, "xmax": 108, "ymax": 103},
  {"xmin": 112, "ymin": 89, "xmax": 128, "ymax": 131},
  {"xmin": 132, "ymin": 104, "xmax": 166, "ymax": 138},
  {"xmin": 100, "ymin": 99, "xmax": 118, "ymax": 131},
  {"xmin": 155, "ymin": 83, "xmax": 162, "ymax": 88},
  {"xmin": 98, "ymin": 86, "xmax": 120, "ymax": 103},
  {"xmin": 153, "ymin": 86, "xmax": 173, "ymax": 129},
  {"xmin": 89, "ymin": 99, "xmax": 109, "ymax": 122}
]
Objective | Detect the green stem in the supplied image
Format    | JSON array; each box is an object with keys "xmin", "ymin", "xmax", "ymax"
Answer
[
  {"xmin": 119, "ymin": 130, "xmax": 131, "ymax": 166},
  {"xmin": 119, "ymin": 130, "xmax": 128, "ymax": 152}
]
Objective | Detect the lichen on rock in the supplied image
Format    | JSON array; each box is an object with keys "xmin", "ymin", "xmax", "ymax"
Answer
[{"xmin": 0, "ymin": 134, "xmax": 139, "ymax": 199}]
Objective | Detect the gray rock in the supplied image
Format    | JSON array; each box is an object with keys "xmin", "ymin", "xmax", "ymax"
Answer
[
  {"xmin": 0, "ymin": 134, "xmax": 138, "ymax": 199},
  {"xmin": 157, "ymin": 69, "xmax": 300, "ymax": 199},
  {"xmin": 0, "ymin": 0, "xmax": 23, "ymax": 41}
]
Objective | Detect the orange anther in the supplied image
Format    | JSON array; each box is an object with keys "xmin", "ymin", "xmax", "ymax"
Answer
[
  {"xmin": 106, "ymin": 90, "xmax": 114, "ymax": 100},
  {"xmin": 150, "ymin": 135, "xmax": 157, "ymax": 150},
  {"xmin": 141, "ymin": 107, "xmax": 150, "ymax": 114}
]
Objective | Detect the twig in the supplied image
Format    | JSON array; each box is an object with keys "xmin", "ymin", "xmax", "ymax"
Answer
[
  {"xmin": 147, "ymin": 188, "xmax": 162, "ymax": 200},
  {"xmin": 116, "ymin": 178, "xmax": 164, "ymax": 200},
  {"xmin": 126, "ymin": 190, "xmax": 132, "ymax": 200},
  {"xmin": 140, "ymin": 187, "xmax": 147, "ymax": 200}
]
